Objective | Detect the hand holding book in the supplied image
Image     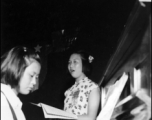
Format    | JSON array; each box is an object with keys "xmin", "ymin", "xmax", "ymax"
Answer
[{"xmin": 31, "ymin": 103, "xmax": 78, "ymax": 119}]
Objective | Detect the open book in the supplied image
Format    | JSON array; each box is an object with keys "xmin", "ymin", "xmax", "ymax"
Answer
[{"xmin": 31, "ymin": 102, "xmax": 78, "ymax": 119}]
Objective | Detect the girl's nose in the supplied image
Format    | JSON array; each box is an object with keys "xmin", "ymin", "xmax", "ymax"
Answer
[
  {"xmin": 70, "ymin": 62, "xmax": 74, "ymax": 67},
  {"xmin": 31, "ymin": 78, "xmax": 37, "ymax": 85}
]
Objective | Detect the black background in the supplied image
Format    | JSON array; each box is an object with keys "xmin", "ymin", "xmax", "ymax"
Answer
[{"xmin": 1, "ymin": 0, "xmax": 136, "ymax": 113}]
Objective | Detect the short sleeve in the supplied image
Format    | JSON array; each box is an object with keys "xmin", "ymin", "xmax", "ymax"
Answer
[{"xmin": 87, "ymin": 80, "xmax": 99, "ymax": 94}]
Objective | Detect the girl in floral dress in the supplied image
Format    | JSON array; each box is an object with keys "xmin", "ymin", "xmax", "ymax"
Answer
[{"xmin": 64, "ymin": 50, "xmax": 100, "ymax": 120}]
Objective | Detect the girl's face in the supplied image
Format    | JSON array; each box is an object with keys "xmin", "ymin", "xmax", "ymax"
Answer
[
  {"xmin": 17, "ymin": 60, "xmax": 41, "ymax": 95},
  {"xmin": 68, "ymin": 54, "xmax": 85, "ymax": 80}
]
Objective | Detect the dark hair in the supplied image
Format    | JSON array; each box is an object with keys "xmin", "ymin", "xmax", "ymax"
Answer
[
  {"xmin": 1, "ymin": 46, "xmax": 41, "ymax": 88},
  {"xmin": 72, "ymin": 50, "xmax": 93, "ymax": 76}
]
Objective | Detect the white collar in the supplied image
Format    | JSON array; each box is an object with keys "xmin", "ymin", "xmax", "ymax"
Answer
[{"xmin": 1, "ymin": 83, "xmax": 22, "ymax": 109}]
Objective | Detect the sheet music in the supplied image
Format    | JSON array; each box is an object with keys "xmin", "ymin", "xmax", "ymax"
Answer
[
  {"xmin": 31, "ymin": 102, "xmax": 77, "ymax": 119},
  {"xmin": 96, "ymin": 72, "xmax": 128, "ymax": 120}
]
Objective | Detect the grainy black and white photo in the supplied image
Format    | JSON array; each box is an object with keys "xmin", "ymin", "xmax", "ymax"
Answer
[{"xmin": 1, "ymin": 0, "xmax": 151, "ymax": 120}]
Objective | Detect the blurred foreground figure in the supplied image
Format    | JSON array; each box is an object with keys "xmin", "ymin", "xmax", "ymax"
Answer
[
  {"xmin": 130, "ymin": 89, "xmax": 151, "ymax": 120},
  {"xmin": 112, "ymin": 89, "xmax": 151, "ymax": 120}
]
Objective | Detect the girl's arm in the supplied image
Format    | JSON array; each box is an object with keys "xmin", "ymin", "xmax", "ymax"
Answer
[{"xmin": 77, "ymin": 87, "xmax": 101, "ymax": 120}]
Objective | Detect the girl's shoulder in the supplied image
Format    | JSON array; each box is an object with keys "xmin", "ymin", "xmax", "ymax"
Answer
[
  {"xmin": 1, "ymin": 91, "xmax": 10, "ymax": 108},
  {"xmin": 82, "ymin": 77, "xmax": 99, "ymax": 90},
  {"xmin": 85, "ymin": 77, "xmax": 98, "ymax": 85}
]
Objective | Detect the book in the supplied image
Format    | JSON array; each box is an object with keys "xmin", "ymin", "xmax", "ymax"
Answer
[{"xmin": 31, "ymin": 102, "xmax": 78, "ymax": 119}]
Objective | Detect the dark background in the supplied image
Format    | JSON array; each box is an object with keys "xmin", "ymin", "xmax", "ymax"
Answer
[{"xmin": 1, "ymin": 0, "xmax": 136, "ymax": 110}]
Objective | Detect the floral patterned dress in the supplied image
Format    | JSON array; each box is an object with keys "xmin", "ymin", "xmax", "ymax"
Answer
[{"xmin": 64, "ymin": 77, "xmax": 99, "ymax": 115}]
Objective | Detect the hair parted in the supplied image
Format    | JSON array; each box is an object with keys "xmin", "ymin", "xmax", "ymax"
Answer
[{"xmin": 1, "ymin": 46, "xmax": 41, "ymax": 88}]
